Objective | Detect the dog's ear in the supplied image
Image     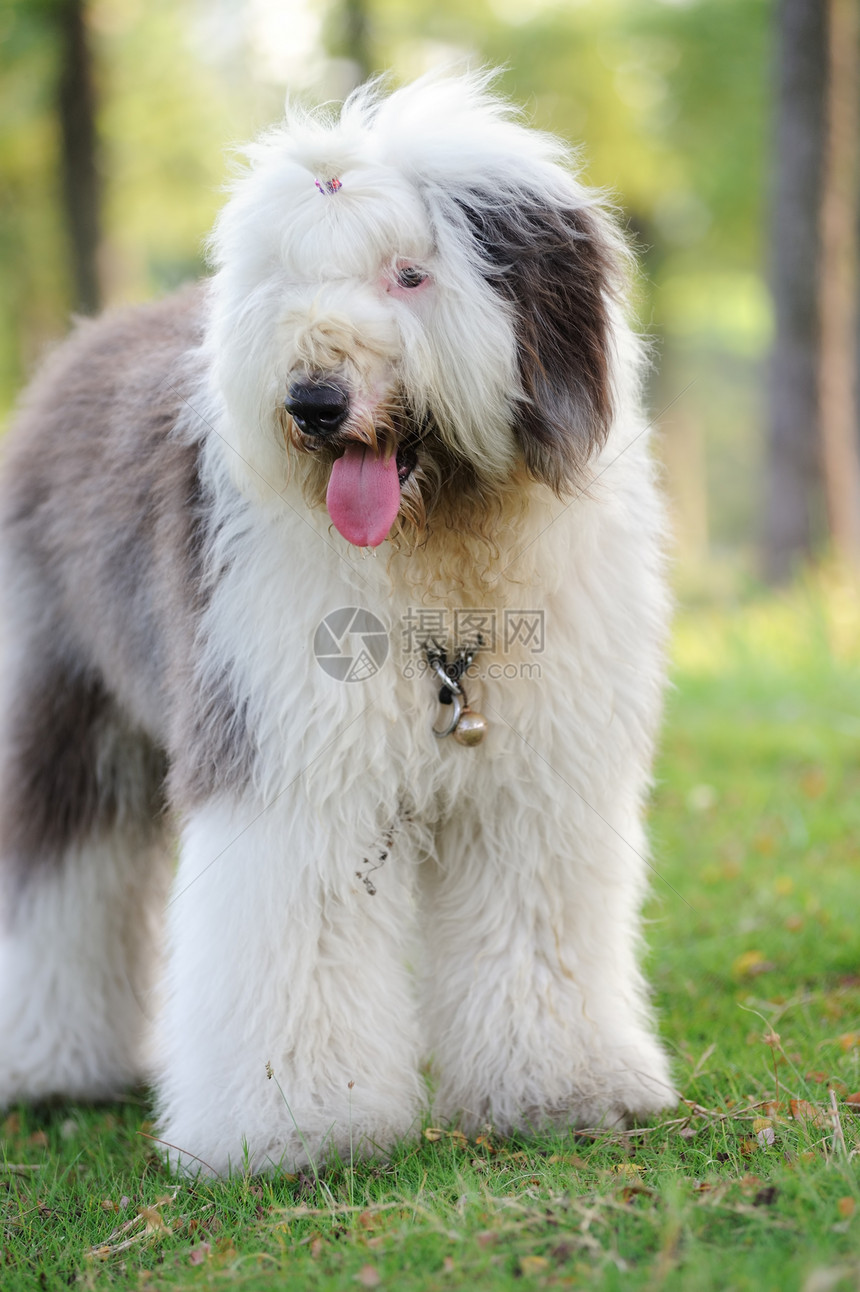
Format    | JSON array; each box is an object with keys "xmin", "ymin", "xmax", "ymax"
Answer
[{"xmin": 460, "ymin": 193, "xmax": 620, "ymax": 492}]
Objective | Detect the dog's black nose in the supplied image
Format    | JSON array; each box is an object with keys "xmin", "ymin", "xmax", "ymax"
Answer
[{"xmin": 285, "ymin": 381, "xmax": 349, "ymax": 436}]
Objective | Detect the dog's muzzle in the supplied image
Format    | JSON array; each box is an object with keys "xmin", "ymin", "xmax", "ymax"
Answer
[
  {"xmin": 285, "ymin": 380, "xmax": 349, "ymax": 437},
  {"xmin": 284, "ymin": 378, "xmax": 424, "ymax": 549}
]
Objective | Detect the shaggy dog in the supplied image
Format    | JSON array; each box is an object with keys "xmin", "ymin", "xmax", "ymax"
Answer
[{"xmin": 0, "ymin": 72, "xmax": 674, "ymax": 1174}]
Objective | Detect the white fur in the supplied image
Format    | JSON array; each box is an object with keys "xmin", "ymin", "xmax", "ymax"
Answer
[
  {"xmin": 0, "ymin": 71, "xmax": 675, "ymax": 1173},
  {"xmin": 0, "ymin": 835, "xmax": 171, "ymax": 1104},
  {"xmin": 149, "ymin": 431, "xmax": 674, "ymax": 1171},
  {"xmin": 159, "ymin": 796, "xmax": 424, "ymax": 1174}
]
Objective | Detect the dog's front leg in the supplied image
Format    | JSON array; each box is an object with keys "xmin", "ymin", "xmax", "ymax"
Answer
[
  {"xmin": 422, "ymin": 754, "xmax": 676, "ymax": 1135},
  {"xmin": 155, "ymin": 791, "xmax": 423, "ymax": 1176}
]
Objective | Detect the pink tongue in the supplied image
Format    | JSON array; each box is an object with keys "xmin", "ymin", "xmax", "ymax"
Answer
[{"xmin": 326, "ymin": 444, "xmax": 401, "ymax": 548}]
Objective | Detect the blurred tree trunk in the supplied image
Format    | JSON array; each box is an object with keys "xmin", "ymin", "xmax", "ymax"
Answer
[
  {"xmin": 763, "ymin": 0, "xmax": 828, "ymax": 581},
  {"xmin": 342, "ymin": 0, "xmax": 372, "ymax": 82},
  {"xmin": 56, "ymin": 0, "xmax": 101, "ymax": 315},
  {"xmin": 327, "ymin": 0, "xmax": 373, "ymax": 90},
  {"xmin": 818, "ymin": 0, "xmax": 860, "ymax": 563}
]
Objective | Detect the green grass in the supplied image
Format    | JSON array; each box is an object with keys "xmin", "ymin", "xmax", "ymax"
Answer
[{"xmin": 3, "ymin": 576, "xmax": 860, "ymax": 1291}]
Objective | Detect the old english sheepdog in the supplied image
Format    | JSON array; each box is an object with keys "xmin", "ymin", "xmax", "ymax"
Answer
[{"xmin": 0, "ymin": 72, "xmax": 675, "ymax": 1174}]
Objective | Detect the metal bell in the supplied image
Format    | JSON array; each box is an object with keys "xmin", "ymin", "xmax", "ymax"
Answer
[{"xmin": 453, "ymin": 707, "xmax": 488, "ymax": 746}]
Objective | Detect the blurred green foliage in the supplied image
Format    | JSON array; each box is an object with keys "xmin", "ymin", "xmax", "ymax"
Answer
[{"xmin": 0, "ymin": 0, "xmax": 773, "ymax": 563}]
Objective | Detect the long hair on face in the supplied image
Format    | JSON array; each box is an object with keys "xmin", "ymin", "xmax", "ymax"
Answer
[{"xmin": 232, "ymin": 72, "xmax": 635, "ymax": 591}]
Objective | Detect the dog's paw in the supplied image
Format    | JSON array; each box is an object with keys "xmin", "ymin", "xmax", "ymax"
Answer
[
  {"xmin": 158, "ymin": 1089, "xmax": 425, "ymax": 1178},
  {"xmin": 559, "ymin": 1044, "xmax": 678, "ymax": 1131},
  {"xmin": 0, "ymin": 1046, "xmax": 141, "ymax": 1109},
  {"xmin": 584, "ymin": 1074, "xmax": 678, "ymax": 1130},
  {"xmin": 578, "ymin": 1039, "xmax": 678, "ymax": 1126},
  {"xmin": 158, "ymin": 1129, "xmax": 311, "ymax": 1179},
  {"xmin": 435, "ymin": 1035, "xmax": 677, "ymax": 1136},
  {"xmin": 159, "ymin": 1118, "xmax": 420, "ymax": 1179}
]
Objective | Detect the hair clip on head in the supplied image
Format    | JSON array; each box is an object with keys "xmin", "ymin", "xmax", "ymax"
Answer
[{"xmin": 315, "ymin": 177, "xmax": 343, "ymax": 195}]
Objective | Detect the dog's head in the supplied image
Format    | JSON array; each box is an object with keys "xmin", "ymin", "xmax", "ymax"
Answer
[{"xmin": 205, "ymin": 72, "xmax": 630, "ymax": 550}]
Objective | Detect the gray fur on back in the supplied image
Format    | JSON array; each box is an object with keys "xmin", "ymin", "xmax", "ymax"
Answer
[{"xmin": 0, "ymin": 286, "xmax": 251, "ymax": 878}]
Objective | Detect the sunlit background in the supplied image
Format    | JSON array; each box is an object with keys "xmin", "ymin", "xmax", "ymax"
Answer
[{"xmin": 0, "ymin": 0, "xmax": 853, "ymax": 593}]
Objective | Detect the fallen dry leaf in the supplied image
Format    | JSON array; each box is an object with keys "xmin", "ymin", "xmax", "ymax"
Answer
[
  {"xmin": 188, "ymin": 1243, "xmax": 211, "ymax": 1266},
  {"xmin": 733, "ymin": 950, "xmax": 776, "ymax": 978},
  {"xmin": 519, "ymin": 1255, "xmax": 549, "ymax": 1276},
  {"xmin": 844, "ymin": 1093, "xmax": 860, "ymax": 1112},
  {"xmin": 212, "ymin": 1240, "xmax": 238, "ymax": 1265},
  {"xmin": 790, "ymin": 1099, "xmax": 828, "ymax": 1127},
  {"xmin": 422, "ymin": 1127, "xmax": 467, "ymax": 1147},
  {"xmin": 837, "ymin": 1198, "xmax": 855, "ymax": 1219},
  {"xmin": 140, "ymin": 1206, "xmax": 172, "ymax": 1236},
  {"xmin": 620, "ymin": 1184, "xmax": 653, "ymax": 1203},
  {"xmin": 838, "ymin": 1033, "xmax": 860, "ymax": 1052}
]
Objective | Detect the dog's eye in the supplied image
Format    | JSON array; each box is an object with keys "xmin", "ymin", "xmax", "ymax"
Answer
[{"xmin": 396, "ymin": 265, "xmax": 428, "ymax": 289}]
